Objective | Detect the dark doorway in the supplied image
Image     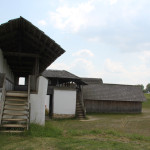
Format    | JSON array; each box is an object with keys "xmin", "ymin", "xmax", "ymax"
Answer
[{"xmin": 49, "ymin": 94, "xmax": 53, "ymax": 118}]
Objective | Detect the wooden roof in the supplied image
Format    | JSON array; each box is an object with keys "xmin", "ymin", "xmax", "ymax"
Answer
[
  {"xmin": 0, "ymin": 17, "xmax": 65, "ymax": 76},
  {"xmin": 83, "ymin": 83, "xmax": 146, "ymax": 102},
  {"xmin": 81, "ymin": 77, "xmax": 103, "ymax": 84},
  {"xmin": 42, "ymin": 69, "xmax": 86, "ymax": 85}
]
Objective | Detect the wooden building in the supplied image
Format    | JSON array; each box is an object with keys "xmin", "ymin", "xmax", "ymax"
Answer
[
  {"xmin": 42, "ymin": 70, "xmax": 86, "ymax": 119},
  {"xmin": 83, "ymin": 83, "xmax": 146, "ymax": 113},
  {"xmin": 0, "ymin": 17, "xmax": 65, "ymax": 132}
]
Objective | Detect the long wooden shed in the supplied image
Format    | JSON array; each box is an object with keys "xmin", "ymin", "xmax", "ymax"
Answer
[{"xmin": 83, "ymin": 83, "xmax": 146, "ymax": 113}]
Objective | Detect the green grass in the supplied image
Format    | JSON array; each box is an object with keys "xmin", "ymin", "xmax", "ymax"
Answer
[
  {"xmin": 0, "ymin": 125, "xmax": 150, "ymax": 150},
  {"xmin": 0, "ymin": 95, "xmax": 150, "ymax": 149},
  {"xmin": 143, "ymin": 93, "xmax": 150, "ymax": 108}
]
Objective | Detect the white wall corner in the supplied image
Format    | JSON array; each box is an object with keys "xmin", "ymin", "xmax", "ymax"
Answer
[{"xmin": 30, "ymin": 76, "xmax": 48, "ymax": 125}]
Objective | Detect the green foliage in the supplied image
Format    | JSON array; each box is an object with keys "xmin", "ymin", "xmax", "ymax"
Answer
[
  {"xmin": 137, "ymin": 84, "xmax": 144, "ymax": 91},
  {"xmin": 146, "ymin": 83, "xmax": 150, "ymax": 92},
  {"xmin": 45, "ymin": 108, "xmax": 49, "ymax": 116}
]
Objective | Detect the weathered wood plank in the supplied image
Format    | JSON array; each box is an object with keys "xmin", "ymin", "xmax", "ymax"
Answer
[{"xmin": 85, "ymin": 100, "xmax": 142, "ymax": 113}]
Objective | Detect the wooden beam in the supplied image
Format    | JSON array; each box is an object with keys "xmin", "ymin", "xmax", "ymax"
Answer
[
  {"xmin": 3, "ymin": 52, "xmax": 39, "ymax": 58},
  {"xmin": 11, "ymin": 66, "xmax": 33, "ymax": 70},
  {"xmin": 7, "ymin": 60, "xmax": 33, "ymax": 65},
  {"xmin": 34, "ymin": 57, "xmax": 39, "ymax": 75},
  {"xmin": 12, "ymin": 70, "xmax": 32, "ymax": 73}
]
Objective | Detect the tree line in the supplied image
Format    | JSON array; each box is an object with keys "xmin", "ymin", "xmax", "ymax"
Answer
[{"xmin": 138, "ymin": 84, "xmax": 150, "ymax": 93}]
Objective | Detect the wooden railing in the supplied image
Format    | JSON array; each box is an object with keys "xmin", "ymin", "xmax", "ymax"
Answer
[
  {"xmin": 0, "ymin": 74, "xmax": 6, "ymax": 125},
  {"xmin": 27, "ymin": 75, "xmax": 31, "ymax": 130},
  {"xmin": 79, "ymin": 88, "xmax": 86, "ymax": 117}
]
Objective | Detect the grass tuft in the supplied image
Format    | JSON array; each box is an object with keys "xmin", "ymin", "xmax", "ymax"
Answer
[{"xmin": 25, "ymin": 122, "xmax": 62, "ymax": 137}]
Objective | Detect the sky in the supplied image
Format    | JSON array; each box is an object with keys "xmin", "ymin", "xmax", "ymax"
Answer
[{"xmin": 1, "ymin": 0, "xmax": 150, "ymax": 87}]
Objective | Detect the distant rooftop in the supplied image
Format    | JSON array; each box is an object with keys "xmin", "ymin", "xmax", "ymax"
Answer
[
  {"xmin": 81, "ymin": 77, "xmax": 103, "ymax": 85},
  {"xmin": 83, "ymin": 83, "xmax": 146, "ymax": 102},
  {"xmin": 42, "ymin": 69, "xmax": 86, "ymax": 85}
]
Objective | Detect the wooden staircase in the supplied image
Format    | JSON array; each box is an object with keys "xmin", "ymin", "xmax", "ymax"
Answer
[
  {"xmin": 76, "ymin": 101, "xmax": 86, "ymax": 119},
  {"xmin": 0, "ymin": 91, "xmax": 30, "ymax": 133}
]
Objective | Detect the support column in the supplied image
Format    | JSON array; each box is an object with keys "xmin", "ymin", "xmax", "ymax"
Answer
[{"xmin": 35, "ymin": 57, "xmax": 39, "ymax": 76}]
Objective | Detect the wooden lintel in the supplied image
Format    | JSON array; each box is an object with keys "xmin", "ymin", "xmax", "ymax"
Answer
[
  {"xmin": 3, "ymin": 52, "xmax": 39, "ymax": 58},
  {"xmin": 7, "ymin": 60, "xmax": 33, "ymax": 65},
  {"xmin": 12, "ymin": 70, "xmax": 32, "ymax": 73}
]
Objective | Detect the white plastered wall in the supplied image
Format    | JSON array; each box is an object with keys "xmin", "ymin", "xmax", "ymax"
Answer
[
  {"xmin": 0, "ymin": 49, "xmax": 14, "ymax": 90},
  {"xmin": 53, "ymin": 88, "xmax": 76, "ymax": 115},
  {"xmin": 30, "ymin": 76, "xmax": 49, "ymax": 125}
]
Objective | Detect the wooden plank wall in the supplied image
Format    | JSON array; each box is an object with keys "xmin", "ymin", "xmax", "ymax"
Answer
[{"xmin": 85, "ymin": 100, "xmax": 142, "ymax": 113}]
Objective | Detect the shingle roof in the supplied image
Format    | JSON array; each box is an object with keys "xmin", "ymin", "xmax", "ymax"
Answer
[
  {"xmin": 42, "ymin": 70, "xmax": 80, "ymax": 79},
  {"xmin": 0, "ymin": 17, "xmax": 65, "ymax": 75},
  {"xmin": 42, "ymin": 70, "xmax": 86, "ymax": 85},
  {"xmin": 81, "ymin": 77, "xmax": 103, "ymax": 84},
  {"xmin": 83, "ymin": 83, "xmax": 146, "ymax": 102}
]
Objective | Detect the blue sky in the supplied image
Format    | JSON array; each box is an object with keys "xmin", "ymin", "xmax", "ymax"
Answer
[{"xmin": 1, "ymin": 0, "xmax": 150, "ymax": 87}]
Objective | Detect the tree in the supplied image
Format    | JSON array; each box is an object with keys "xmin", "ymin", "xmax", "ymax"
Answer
[
  {"xmin": 138, "ymin": 84, "xmax": 145, "ymax": 92},
  {"xmin": 146, "ymin": 83, "xmax": 150, "ymax": 92}
]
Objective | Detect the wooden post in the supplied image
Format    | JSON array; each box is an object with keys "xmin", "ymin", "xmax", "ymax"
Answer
[
  {"xmin": 14, "ymin": 76, "xmax": 19, "ymax": 85},
  {"xmin": 27, "ymin": 75, "xmax": 31, "ymax": 130},
  {"xmin": 35, "ymin": 57, "xmax": 39, "ymax": 76},
  {"xmin": 0, "ymin": 74, "xmax": 6, "ymax": 125}
]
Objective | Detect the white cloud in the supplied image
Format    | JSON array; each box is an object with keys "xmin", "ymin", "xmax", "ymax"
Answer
[
  {"xmin": 110, "ymin": 0, "xmax": 118, "ymax": 5},
  {"xmin": 105, "ymin": 59, "xmax": 126, "ymax": 73},
  {"xmin": 48, "ymin": 55, "xmax": 150, "ymax": 86},
  {"xmin": 49, "ymin": 0, "xmax": 95, "ymax": 32},
  {"xmin": 47, "ymin": 57, "xmax": 99, "ymax": 77},
  {"xmin": 101, "ymin": 57, "xmax": 150, "ymax": 86},
  {"xmin": 47, "ymin": 62, "xmax": 70, "ymax": 70},
  {"xmin": 139, "ymin": 50, "xmax": 150, "ymax": 64},
  {"xmin": 72, "ymin": 49, "xmax": 94, "ymax": 57},
  {"xmin": 88, "ymin": 37, "xmax": 100, "ymax": 42},
  {"xmin": 38, "ymin": 20, "xmax": 47, "ymax": 26}
]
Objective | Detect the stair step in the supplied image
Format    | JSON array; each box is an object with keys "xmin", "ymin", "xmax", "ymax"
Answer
[
  {"xmin": 0, "ymin": 130, "xmax": 24, "ymax": 133},
  {"xmin": 6, "ymin": 98, "xmax": 27, "ymax": 102},
  {"xmin": 3, "ymin": 113, "xmax": 28, "ymax": 116},
  {"xmin": 2, "ymin": 118, "xmax": 27, "ymax": 122},
  {"xmin": 76, "ymin": 106, "xmax": 82, "ymax": 108},
  {"xmin": 1, "ymin": 124, "xmax": 27, "ymax": 128},
  {"xmin": 76, "ymin": 103, "xmax": 82, "ymax": 105},
  {"xmin": 77, "ymin": 112, "xmax": 84, "ymax": 113},
  {"xmin": 78, "ymin": 116, "xmax": 85, "ymax": 118},
  {"xmin": 77, "ymin": 114, "xmax": 85, "ymax": 117},
  {"xmin": 5, "ymin": 103, "xmax": 28, "ymax": 106},
  {"xmin": 76, "ymin": 104, "xmax": 82, "ymax": 106},
  {"xmin": 76, "ymin": 109, "xmax": 83, "ymax": 113},
  {"xmin": 6, "ymin": 92, "xmax": 28, "ymax": 98},
  {"xmin": 4, "ymin": 108, "xmax": 28, "ymax": 111}
]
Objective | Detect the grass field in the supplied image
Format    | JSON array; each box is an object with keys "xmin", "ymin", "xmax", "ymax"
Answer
[{"xmin": 0, "ymin": 94, "xmax": 150, "ymax": 150}]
